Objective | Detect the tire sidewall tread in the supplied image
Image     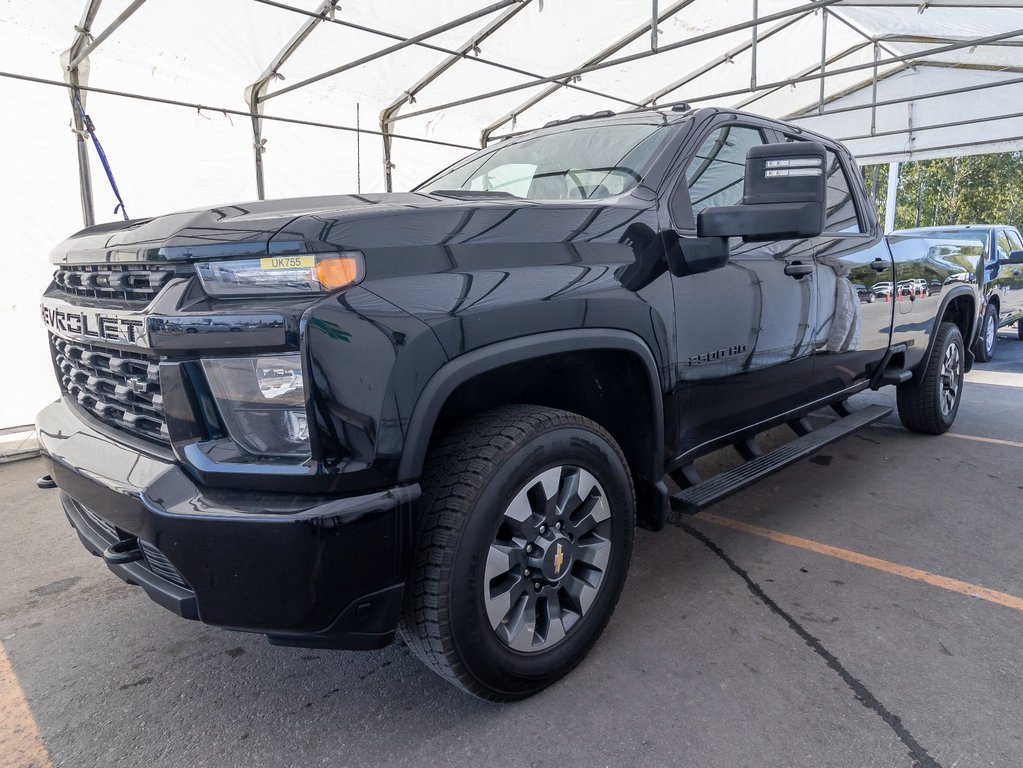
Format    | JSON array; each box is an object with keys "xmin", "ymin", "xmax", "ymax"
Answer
[{"xmin": 400, "ymin": 405, "xmax": 635, "ymax": 701}]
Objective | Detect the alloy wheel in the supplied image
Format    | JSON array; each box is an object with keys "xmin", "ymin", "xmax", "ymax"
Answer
[{"xmin": 484, "ymin": 466, "xmax": 612, "ymax": 653}]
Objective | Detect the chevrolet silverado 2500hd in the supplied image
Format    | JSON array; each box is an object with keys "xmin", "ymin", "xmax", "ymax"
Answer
[{"xmin": 37, "ymin": 106, "xmax": 983, "ymax": 700}]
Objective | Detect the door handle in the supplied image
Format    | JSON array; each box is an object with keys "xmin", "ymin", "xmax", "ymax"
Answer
[
  {"xmin": 870, "ymin": 258, "xmax": 890, "ymax": 272},
  {"xmin": 784, "ymin": 262, "xmax": 813, "ymax": 279}
]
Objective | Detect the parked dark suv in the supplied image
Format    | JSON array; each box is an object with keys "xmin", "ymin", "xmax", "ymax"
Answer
[{"xmin": 891, "ymin": 225, "xmax": 1023, "ymax": 360}]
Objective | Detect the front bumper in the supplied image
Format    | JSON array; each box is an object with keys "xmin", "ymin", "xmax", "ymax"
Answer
[{"xmin": 37, "ymin": 397, "xmax": 419, "ymax": 650}]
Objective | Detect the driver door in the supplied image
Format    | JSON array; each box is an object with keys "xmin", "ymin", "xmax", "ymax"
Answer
[{"xmin": 666, "ymin": 119, "xmax": 818, "ymax": 453}]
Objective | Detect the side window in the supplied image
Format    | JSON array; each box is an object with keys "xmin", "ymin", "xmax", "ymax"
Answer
[
  {"xmin": 1006, "ymin": 229, "xmax": 1023, "ymax": 254},
  {"xmin": 995, "ymin": 230, "xmax": 1012, "ymax": 263},
  {"xmin": 684, "ymin": 125, "xmax": 766, "ymax": 219},
  {"xmin": 822, "ymin": 150, "xmax": 862, "ymax": 234}
]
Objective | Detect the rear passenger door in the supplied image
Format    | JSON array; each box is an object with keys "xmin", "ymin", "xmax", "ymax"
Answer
[
  {"xmin": 997, "ymin": 229, "xmax": 1023, "ymax": 324},
  {"xmin": 805, "ymin": 146, "xmax": 893, "ymax": 394},
  {"xmin": 667, "ymin": 119, "xmax": 818, "ymax": 452}
]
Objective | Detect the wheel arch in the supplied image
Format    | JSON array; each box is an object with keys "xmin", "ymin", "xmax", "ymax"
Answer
[
  {"xmin": 396, "ymin": 330, "xmax": 668, "ymax": 523},
  {"xmin": 919, "ymin": 287, "xmax": 977, "ymax": 373}
]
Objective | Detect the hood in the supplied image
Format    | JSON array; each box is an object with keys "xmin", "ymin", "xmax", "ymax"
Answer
[
  {"xmin": 48, "ymin": 193, "xmax": 467, "ymax": 264},
  {"xmin": 51, "ymin": 191, "xmax": 639, "ymax": 265}
]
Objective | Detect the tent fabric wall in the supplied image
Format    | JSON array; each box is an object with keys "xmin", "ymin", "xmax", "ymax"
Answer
[{"xmin": 2, "ymin": 0, "xmax": 1022, "ymax": 428}]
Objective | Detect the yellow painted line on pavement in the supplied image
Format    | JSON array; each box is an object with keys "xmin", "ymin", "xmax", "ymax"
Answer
[
  {"xmin": 0, "ymin": 643, "xmax": 51, "ymax": 768},
  {"xmin": 701, "ymin": 513, "xmax": 1023, "ymax": 613},
  {"xmin": 945, "ymin": 432, "xmax": 1023, "ymax": 450}
]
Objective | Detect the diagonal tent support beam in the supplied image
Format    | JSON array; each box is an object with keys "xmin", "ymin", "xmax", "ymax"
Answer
[
  {"xmin": 668, "ymin": 28, "xmax": 1023, "ymax": 109},
  {"xmin": 479, "ymin": 0, "xmax": 699, "ymax": 146},
  {"xmin": 245, "ymin": 0, "xmax": 339, "ymax": 200},
  {"xmin": 392, "ymin": 0, "xmax": 845, "ymax": 129},
  {"xmin": 638, "ymin": 9, "xmax": 812, "ymax": 107},
  {"xmin": 733, "ymin": 40, "xmax": 872, "ymax": 110},
  {"xmin": 66, "ymin": 0, "xmax": 148, "ymax": 71},
  {"xmin": 62, "ymin": 0, "xmax": 104, "ymax": 227},
  {"xmin": 260, "ymin": 0, "xmax": 525, "ymax": 103},
  {"xmin": 378, "ymin": 0, "xmax": 533, "ymax": 192}
]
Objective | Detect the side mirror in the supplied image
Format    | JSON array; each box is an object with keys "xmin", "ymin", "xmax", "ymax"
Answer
[
  {"xmin": 1004, "ymin": 249, "xmax": 1023, "ymax": 265},
  {"xmin": 697, "ymin": 142, "xmax": 828, "ymax": 242}
]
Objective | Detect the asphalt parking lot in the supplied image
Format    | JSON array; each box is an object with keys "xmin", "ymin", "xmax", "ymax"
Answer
[{"xmin": 2, "ymin": 329, "xmax": 1021, "ymax": 768}]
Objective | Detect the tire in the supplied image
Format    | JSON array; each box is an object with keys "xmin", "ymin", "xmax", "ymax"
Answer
[
  {"xmin": 896, "ymin": 322, "xmax": 965, "ymax": 434},
  {"xmin": 1017, "ymin": 319, "xmax": 1023, "ymax": 341},
  {"xmin": 867, "ymin": 293, "xmax": 876, "ymax": 303},
  {"xmin": 400, "ymin": 405, "xmax": 635, "ymax": 701},
  {"xmin": 973, "ymin": 305, "xmax": 998, "ymax": 362}
]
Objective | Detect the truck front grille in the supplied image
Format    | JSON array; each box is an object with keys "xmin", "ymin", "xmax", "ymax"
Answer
[
  {"xmin": 50, "ymin": 335, "xmax": 168, "ymax": 444},
  {"xmin": 53, "ymin": 264, "xmax": 177, "ymax": 304}
]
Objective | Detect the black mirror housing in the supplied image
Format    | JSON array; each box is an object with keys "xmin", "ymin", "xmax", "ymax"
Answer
[
  {"xmin": 1005, "ymin": 248, "xmax": 1023, "ymax": 265},
  {"xmin": 697, "ymin": 141, "xmax": 828, "ymax": 242}
]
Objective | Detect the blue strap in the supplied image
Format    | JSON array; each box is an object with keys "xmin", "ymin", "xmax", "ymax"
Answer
[{"xmin": 75, "ymin": 97, "xmax": 129, "ymax": 220}]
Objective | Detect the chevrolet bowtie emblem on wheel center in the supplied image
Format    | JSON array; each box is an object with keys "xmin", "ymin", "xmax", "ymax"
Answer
[{"xmin": 554, "ymin": 542, "xmax": 565, "ymax": 576}]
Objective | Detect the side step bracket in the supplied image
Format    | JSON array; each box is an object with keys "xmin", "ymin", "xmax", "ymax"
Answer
[{"xmin": 671, "ymin": 404, "xmax": 892, "ymax": 515}]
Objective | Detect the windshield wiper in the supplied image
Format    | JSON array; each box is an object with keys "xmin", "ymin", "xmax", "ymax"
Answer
[{"xmin": 425, "ymin": 190, "xmax": 517, "ymax": 200}]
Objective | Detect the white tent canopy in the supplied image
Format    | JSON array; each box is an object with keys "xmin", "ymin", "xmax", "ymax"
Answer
[{"xmin": 2, "ymin": 0, "xmax": 1023, "ymax": 427}]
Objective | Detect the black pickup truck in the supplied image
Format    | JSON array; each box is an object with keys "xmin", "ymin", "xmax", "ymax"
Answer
[
  {"xmin": 37, "ymin": 106, "xmax": 983, "ymax": 701},
  {"xmin": 890, "ymin": 225, "xmax": 1023, "ymax": 361}
]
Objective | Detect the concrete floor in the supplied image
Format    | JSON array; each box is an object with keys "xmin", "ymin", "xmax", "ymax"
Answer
[{"xmin": 2, "ymin": 328, "xmax": 1021, "ymax": 768}]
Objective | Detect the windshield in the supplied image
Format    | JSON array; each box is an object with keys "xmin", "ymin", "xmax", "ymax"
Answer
[{"xmin": 415, "ymin": 119, "xmax": 674, "ymax": 200}]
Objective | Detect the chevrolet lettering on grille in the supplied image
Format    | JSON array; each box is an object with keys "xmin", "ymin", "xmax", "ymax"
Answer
[{"xmin": 41, "ymin": 298, "xmax": 148, "ymax": 346}]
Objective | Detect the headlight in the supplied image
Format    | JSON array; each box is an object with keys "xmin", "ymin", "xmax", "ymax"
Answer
[
  {"xmin": 196, "ymin": 252, "xmax": 363, "ymax": 297},
  {"xmin": 202, "ymin": 354, "xmax": 310, "ymax": 457}
]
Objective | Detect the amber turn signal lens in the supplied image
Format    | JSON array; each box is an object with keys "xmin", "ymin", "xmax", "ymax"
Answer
[{"xmin": 315, "ymin": 255, "xmax": 361, "ymax": 290}]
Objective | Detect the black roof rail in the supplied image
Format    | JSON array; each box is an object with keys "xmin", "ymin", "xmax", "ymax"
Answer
[{"xmin": 542, "ymin": 110, "xmax": 616, "ymax": 128}]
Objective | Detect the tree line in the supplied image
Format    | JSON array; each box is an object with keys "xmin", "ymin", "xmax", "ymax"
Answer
[{"xmin": 863, "ymin": 152, "xmax": 1023, "ymax": 230}]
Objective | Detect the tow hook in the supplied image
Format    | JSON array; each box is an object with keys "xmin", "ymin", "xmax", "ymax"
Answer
[
  {"xmin": 103, "ymin": 538, "xmax": 144, "ymax": 566},
  {"xmin": 36, "ymin": 474, "xmax": 57, "ymax": 489}
]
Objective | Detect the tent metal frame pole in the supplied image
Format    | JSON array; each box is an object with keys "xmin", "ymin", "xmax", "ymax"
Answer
[
  {"xmin": 788, "ymin": 69, "xmax": 1023, "ymax": 119},
  {"xmin": 489, "ymin": 28, "xmax": 1023, "ymax": 142},
  {"xmin": 390, "ymin": 1, "xmax": 853, "ymax": 125},
  {"xmin": 838, "ymin": 106, "xmax": 1023, "ymax": 143},
  {"xmin": 67, "ymin": 0, "xmax": 148, "ymax": 71},
  {"xmin": 246, "ymin": 0, "xmax": 339, "ymax": 200},
  {"xmin": 651, "ymin": 0, "xmax": 659, "ymax": 51},
  {"xmin": 2, "ymin": 70, "xmax": 477, "ymax": 150},
  {"xmin": 67, "ymin": 0, "xmax": 103, "ymax": 227},
  {"xmin": 379, "ymin": 1, "xmax": 532, "ymax": 192},
  {"xmin": 666, "ymin": 28, "xmax": 1023, "ymax": 110},
  {"xmin": 254, "ymin": 0, "xmax": 637, "ymax": 110},
  {"xmin": 870, "ymin": 43, "xmax": 879, "ymax": 135},
  {"xmin": 818, "ymin": 8, "xmax": 828, "ymax": 114},
  {"xmin": 478, "ymin": 0, "xmax": 703, "ymax": 146},
  {"xmin": 638, "ymin": 10, "xmax": 810, "ymax": 107},
  {"xmin": 261, "ymin": 0, "xmax": 524, "ymax": 103},
  {"xmin": 859, "ymin": 133, "xmax": 1023, "ymax": 163},
  {"xmin": 750, "ymin": 0, "xmax": 758, "ymax": 90},
  {"xmin": 883, "ymin": 161, "xmax": 899, "ymax": 233},
  {"xmin": 733, "ymin": 39, "xmax": 871, "ymax": 109}
]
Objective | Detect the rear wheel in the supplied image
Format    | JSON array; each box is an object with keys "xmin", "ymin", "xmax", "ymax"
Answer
[
  {"xmin": 897, "ymin": 322, "xmax": 965, "ymax": 434},
  {"xmin": 400, "ymin": 405, "xmax": 634, "ymax": 701},
  {"xmin": 973, "ymin": 305, "xmax": 998, "ymax": 362},
  {"xmin": 1017, "ymin": 319, "xmax": 1023, "ymax": 340}
]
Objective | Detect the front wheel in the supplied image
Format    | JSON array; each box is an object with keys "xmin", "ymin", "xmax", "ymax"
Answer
[
  {"xmin": 400, "ymin": 405, "xmax": 635, "ymax": 701},
  {"xmin": 973, "ymin": 305, "xmax": 998, "ymax": 362},
  {"xmin": 897, "ymin": 322, "xmax": 965, "ymax": 434}
]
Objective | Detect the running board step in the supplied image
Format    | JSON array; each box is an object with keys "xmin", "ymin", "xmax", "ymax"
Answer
[{"xmin": 671, "ymin": 404, "xmax": 892, "ymax": 515}]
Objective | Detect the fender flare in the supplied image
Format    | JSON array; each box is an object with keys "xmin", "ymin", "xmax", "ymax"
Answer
[
  {"xmin": 918, "ymin": 285, "xmax": 978, "ymax": 370},
  {"xmin": 396, "ymin": 329, "xmax": 666, "ymax": 483}
]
